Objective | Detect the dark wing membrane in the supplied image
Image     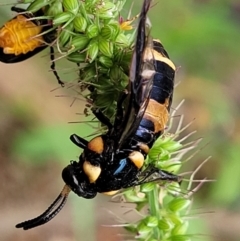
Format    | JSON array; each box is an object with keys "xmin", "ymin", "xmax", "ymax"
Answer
[
  {"xmin": 117, "ymin": 0, "xmax": 154, "ymax": 147},
  {"xmin": 130, "ymin": 0, "xmax": 152, "ymax": 97}
]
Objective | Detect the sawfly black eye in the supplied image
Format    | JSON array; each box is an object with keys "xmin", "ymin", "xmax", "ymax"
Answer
[{"xmin": 62, "ymin": 162, "xmax": 97, "ymax": 199}]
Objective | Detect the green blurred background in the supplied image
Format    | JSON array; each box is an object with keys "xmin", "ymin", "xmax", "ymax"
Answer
[{"xmin": 0, "ymin": 0, "xmax": 240, "ymax": 240}]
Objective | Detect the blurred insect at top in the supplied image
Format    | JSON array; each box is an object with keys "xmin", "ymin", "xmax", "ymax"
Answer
[{"xmin": 0, "ymin": 7, "xmax": 55, "ymax": 63}]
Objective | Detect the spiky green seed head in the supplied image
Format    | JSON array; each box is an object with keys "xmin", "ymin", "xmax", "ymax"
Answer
[
  {"xmin": 63, "ymin": 0, "xmax": 79, "ymax": 15},
  {"xmin": 73, "ymin": 15, "xmax": 88, "ymax": 32}
]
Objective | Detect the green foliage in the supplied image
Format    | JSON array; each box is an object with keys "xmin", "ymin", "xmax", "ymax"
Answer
[
  {"xmin": 130, "ymin": 0, "xmax": 240, "ymax": 80},
  {"xmin": 22, "ymin": 0, "xmax": 135, "ymax": 117},
  {"xmin": 210, "ymin": 143, "xmax": 240, "ymax": 206},
  {"xmin": 12, "ymin": 124, "xmax": 93, "ymax": 164},
  {"xmin": 3, "ymin": 0, "xmax": 240, "ymax": 239},
  {"xmin": 173, "ymin": 9, "xmax": 239, "ymax": 79}
]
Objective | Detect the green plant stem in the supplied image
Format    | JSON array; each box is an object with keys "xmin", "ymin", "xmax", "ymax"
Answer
[{"xmin": 148, "ymin": 186, "xmax": 160, "ymax": 240}]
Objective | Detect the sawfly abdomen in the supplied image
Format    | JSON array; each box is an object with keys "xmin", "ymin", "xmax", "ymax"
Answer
[{"xmin": 135, "ymin": 40, "xmax": 176, "ymax": 148}]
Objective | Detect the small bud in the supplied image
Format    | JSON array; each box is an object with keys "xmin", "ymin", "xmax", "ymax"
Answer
[
  {"xmin": 73, "ymin": 15, "xmax": 87, "ymax": 32},
  {"xmin": 168, "ymin": 198, "xmax": 191, "ymax": 212},
  {"xmin": 87, "ymin": 39, "xmax": 99, "ymax": 62},
  {"xmin": 140, "ymin": 182, "xmax": 155, "ymax": 193},
  {"xmin": 99, "ymin": 56, "xmax": 113, "ymax": 68},
  {"xmin": 101, "ymin": 24, "xmax": 119, "ymax": 40},
  {"xmin": 120, "ymin": 73, "xmax": 129, "ymax": 88},
  {"xmin": 53, "ymin": 12, "xmax": 74, "ymax": 26},
  {"xmin": 99, "ymin": 11, "xmax": 114, "ymax": 20},
  {"xmin": 27, "ymin": 0, "xmax": 49, "ymax": 13},
  {"xmin": 59, "ymin": 23, "xmax": 73, "ymax": 47},
  {"xmin": 86, "ymin": 24, "xmax": 99, "ymax": 39},
  {"xmin": 123, "ymin": 190, "xmax": 146, "ymax": 203},
  {"xmin": 157, "ymin": 161, "xmax": 181, "ymax": 174},
  {"xmin": 71, "ymin": 35, "xmax": 89, "ymax": 51},
  {"xmin": 80, "ymin": 66, "xmax": 96, "ymax": 81},
  {"xmin": 85, "ymin": 0, "xmax": 98, "ymax": 8},
  {"xmin": 158, "ymin": 219, "xmax": 173, "ymax": 230},
  {"xmin": 98, "ymin": 2, "xmax": 116, "ymax": 20},
  {"xmin": 67, "ymin": 52, "xmax": 86, "ymax": 63},
  {"xmin": 109, "ymin": 65, "xmax": 120, "ymax": 81},
  {"xmin": 115, "ymin": 33, "xmax": 131, "ymax": 47},
  {"xmin": 137, "ymin": 221, "xmax": 152, "ymax": 238},
  {"xmin": 124, "ymin": 224, "xmax": 137, "ymax": 233},
  {"xmin": 63, "ymin": 0, "xmax": 79, "ymax": 15},
  {"xmin": 47, "ymin": 1, "xmax": 63, "ymax": 16},
  {"xmin": 167, "ymin": 213, "xmax": 182, "ymax": 225},
  {"xmin": 145, "ymin": 216, "xmax": 158, "ymax": 228},
  {"xmin": 98, "ymin": 67, "xmax": 109, "ymax": 74},
  {"xmin": 99, "ymin": 39, "xmax": 113, "ymax": 57},
  {"xmin": 166, "ymin": 182, "xmax": 182, "ymax": 196},
  {"xmin": 162, "ymin": 139, "xmax": 182, "ymax": 152},
  {"xmin": 171, "ymin": 221, "xmax": 189, "ymax": 236}
]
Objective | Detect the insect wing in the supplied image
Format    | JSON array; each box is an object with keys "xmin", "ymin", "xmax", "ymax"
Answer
[{"xmin": 118, "ymin": 0, "xmax": 154, "ymax": 147}]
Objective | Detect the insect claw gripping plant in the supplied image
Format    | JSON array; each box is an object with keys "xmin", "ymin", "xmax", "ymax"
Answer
[{"xmin": 10, "ymin": 0, "xmax": 197, "ymax": 239}]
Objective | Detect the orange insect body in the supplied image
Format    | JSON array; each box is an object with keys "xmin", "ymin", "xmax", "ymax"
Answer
[
  {"xmin": 0, "ymin": 6, "xmax": 62, "ymax": 85},
  {"xmin": 0, "ymin": 15, "xmax": 43, "ymax": 55}
]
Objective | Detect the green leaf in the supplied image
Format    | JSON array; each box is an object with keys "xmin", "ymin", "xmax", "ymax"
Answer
[
  {"xmin": 145, "ymin": 216, "xmax": 158, "ymax": 228},
  {"xmin": 170, "ymin": 235, "xmax": 191, "ymax": 241},
  {"xmin": 166, "ymin": 213, "xmax": 183, "ymax": 226},
  {"xmin": 63, "ymin": 0, "xmax": 79, "ymax": 15},
  {"xmin": 137, "ymin": 221, "xmax": 153, "ymax": 236},
  {"xmin": 123, "ymin": 189, "xmax": 146, "ymax": 203},
  {"xmin": 168, "ymin": 198, "xmax": 191, "ymax": 212},
  {"xmin": 71, "ymin": 35, "xmax": 90, "ymax": 51},
  {"xmin": 53, "ymin": 12, "xmax": 74, "ymax": 25},
  {"xmin": 158, "ymin": 218, "xmax": 173, "ymax": 230},
  {"xmin": 140, "ymin": 182, "xmax": 155, "ymax": 193},
  {"xmin": 67, "ymin": 52, "xmax": 86, "ymax": 63},
  {"xmin": 58, "ymin": 22, "xmax": 74, "ymax": 46},
  {"xmin": 87, "ymin": 39, "xmax": 99, "ymax": 62},
  {"xmin": 47, "ymin": 1, "xmax": 63, "ymax": 16},
  {"xmin": 171, "ymin": 221, "xmax": 189, "ymax": 236},
  {"xmin": 99, "ymin": 56, "xmax": 113, "ymax": 68},
  {"xmin": 99, "ymin": 39, "xmax": 113, "ymax": 57},
  {"xmin": 86, "ymin": 24, "xmax": 99, "ymax": 39},
  {"xmin": 27, "ymin": 0, "xmax": 49, "ymax": 12},
  {"xmin": 74, "ymin": 15, "xmax": 88, "ymax": 32}
]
